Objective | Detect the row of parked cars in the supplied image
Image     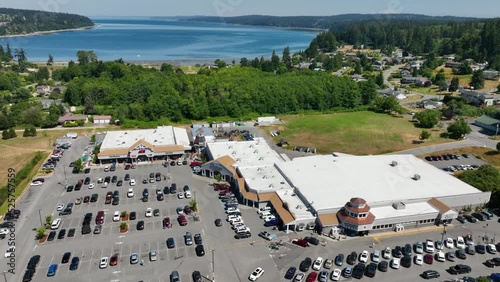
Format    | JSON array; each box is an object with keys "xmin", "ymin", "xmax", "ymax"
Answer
[
  {"xmin": 425, "ymin": 153, "xmax": 469, "ymax": 161},
  {"xmin": 457, "ymin": 210, "xmax": 495, "ymax": 223},
  {"xmin": 442, "ymin": 164, "xmax": 479, "ymax": 172},
  {"xmin": 212, "ymin": 183, "xmax": 251, "ymax": 239},
  {"xmin": 284, "ymin": 235, "xmax": 492, "ymax": 281}
]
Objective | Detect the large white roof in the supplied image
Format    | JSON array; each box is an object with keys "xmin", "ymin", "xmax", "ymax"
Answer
[
  {"xmin": 100, "ymin": 126, "xmax": 190, "ymax": 150},
  {"xmin": 207, "ymin": 137, "xmax": 286, "ymax": 167},
  {"xmin": 370, "ymin": 202, "xmax": 438, "ymax": 220},
  {"xmin": 277, "ymin": 154, "xmax": 482, "ymax": 213},
  {"xmin": 276, "ymin": 189, "xmax": 316, "ymax": 222},
  {"xmin": 238, "ymin": 164, "xmax": 293, "ymax": 194}
]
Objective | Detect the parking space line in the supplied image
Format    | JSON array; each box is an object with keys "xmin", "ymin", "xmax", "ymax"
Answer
[{"xmin": 87, "ymin": 248, "xmax": 95, "ymax": 272}]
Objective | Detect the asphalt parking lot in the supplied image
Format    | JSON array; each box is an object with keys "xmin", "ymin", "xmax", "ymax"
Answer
[{"xmin": 422, "ymin": 153, "xmax": 488, "ymax": 172}]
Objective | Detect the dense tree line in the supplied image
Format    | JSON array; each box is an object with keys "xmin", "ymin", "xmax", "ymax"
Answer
[
  {"xmin": 0, "ymin": 8, "xmax": 94, "ymax": 36},
  {"xmin": 50, "ymin": 55, "xmax": 378, "ymax": 123}
]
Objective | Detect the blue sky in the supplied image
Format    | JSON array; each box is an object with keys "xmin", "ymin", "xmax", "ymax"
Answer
[{"xmin": 1, "ymin": 0, "xmax": 499, "ymax": 18}]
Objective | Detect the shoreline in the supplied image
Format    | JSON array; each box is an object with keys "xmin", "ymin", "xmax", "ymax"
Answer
[
  {"xmin": 0, "ymin": 25, "xmax": 97, "ymax": 39},
  {"xmin": 183, "ymin": 19, "xmax": 326, "ymax": 32}
]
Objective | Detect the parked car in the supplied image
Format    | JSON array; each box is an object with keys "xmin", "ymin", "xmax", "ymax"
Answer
[
  {"xmin": 448, "ymin": 264, "xmax": 471, "ymax": 275},
  {"xmin": 299, "ymin": 257, "xmax": 312, "ymax": 272},
  {"xmin": 421, "ymin": 270, "xmax": 440, "ymax": 279}
]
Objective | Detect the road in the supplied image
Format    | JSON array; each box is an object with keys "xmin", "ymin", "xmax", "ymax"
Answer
[{"xmin": 383, "ymin": 64, "xmax": 404, "ymax": 89}]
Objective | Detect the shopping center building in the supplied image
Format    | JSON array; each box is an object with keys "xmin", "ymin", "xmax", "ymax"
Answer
[
  {"xmin": 202, "ymin": 139, "xmax": 491, "ymax": 235},
  {"xmin": 98, "ymin": 126, "xmax": 191, "ymax": 163}
]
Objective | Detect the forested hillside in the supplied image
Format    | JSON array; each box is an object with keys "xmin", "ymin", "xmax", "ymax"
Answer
[
  {"xmin": 0, "ymin": 8, "xmax": 94, "ymax": 36},
  {"xmin": 48, "ymin": 56, "xmax": 377, "ymax": 123},
  {"xmin": 184, "ymin": 14, "xmax": 477, "ymax": 30}
]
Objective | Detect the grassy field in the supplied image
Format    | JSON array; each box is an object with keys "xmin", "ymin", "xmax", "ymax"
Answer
[
  {"xmin": 270, "ymin": 111, "xmax": 448, "ymax": 155},
  {"xmin": 418, "ymin": 147, "xmax": 500, "ymax": 169}
]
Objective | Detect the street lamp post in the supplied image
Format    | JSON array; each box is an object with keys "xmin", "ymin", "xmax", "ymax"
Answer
[
  {"xmin": 211, "ymin": 249, "xmax": 215, "ymax": 282},
  {"xmin": 38, "ymin": 209, "xmax": 43, "ymax": 227},
  {"xmin": 441, "ymin": 222, "xmax": 447, "ymax": 242},
  {"xmin": 2, "ymin": 271, "xmax": 7, "ymax": 282}
]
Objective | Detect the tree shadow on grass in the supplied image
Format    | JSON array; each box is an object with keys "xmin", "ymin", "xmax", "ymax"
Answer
[{"xmin": 485, "ymin": 151, "xmax": 499, "ymax": 156}]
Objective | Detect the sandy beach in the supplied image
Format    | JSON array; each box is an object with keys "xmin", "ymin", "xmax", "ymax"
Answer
[{"xmin": 0, "ymin": 25, "xmax": 96, "ymax": 39}]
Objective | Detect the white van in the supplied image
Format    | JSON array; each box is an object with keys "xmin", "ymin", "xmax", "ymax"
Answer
[{"xmin": 51, "ymin": 218, "xmax": 61, "ymax": 230}]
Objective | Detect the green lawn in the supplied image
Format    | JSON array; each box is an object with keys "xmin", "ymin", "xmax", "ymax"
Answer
[{"xmin": 274, "ymin": 111, "xmax": 447, "ymax": 155}]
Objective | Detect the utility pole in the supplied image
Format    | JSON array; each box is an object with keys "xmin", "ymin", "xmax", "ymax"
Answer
[
  {"xmin": 441, "ymin": 222, "xmax": 447, "ymax": 242},
  {"xmin": 211, "ymin": 249, "xmax": 215, "ymax": 282},
  {"xmin": 38, "ymin": 209, "xmax": 43, "ymax": 227}
]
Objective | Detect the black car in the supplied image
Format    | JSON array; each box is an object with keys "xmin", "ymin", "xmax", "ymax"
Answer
[
  {"xmin": 378, "ymin": 260, "xmax": 388, "ymax": 272},
  {"xmin": 22, "ymin": 269, "xmax": 35, "ymax": 282},
  {"xmin": 84, "ymin": 168, "xmax": 90, "ymax": 174},
  {"xmin": 163, "ymin": 186, "xmax": 170, "ymax": 194},
  {"xmin": 347, "ymin": 251, "xmax": 357, "ymax": 265},
  {"xmin": 215, "ymin": 219, "xmax": 222, "ymax": 227},
  {"xmin": 304, "ymin": 236, "xmax": 320, "ymax": 246},
  {"xmin": 456, "ymin": 249, "xmax": 467, "ymax": 260},
  {"xmin": 110, "ymin": 165, "xmax": 116, "ymax": 172},
  {"xmin": 422, "ymin": 270, "xmax": 440, "ymax": 279},
  {"xmin": 195, "ymin": 245, "xmax": 205, "ymax": 256},
  {"xmin": 365, "ymin": 262, "xmax": 377, "ymax": 278},
  {"xmin": 0, "ymin": 222, "xmax": 15, "ymax": 228},
  {"xmin": 47, "ymin": 231, "xmax": 56, "ymax": 241},
  {"xmin": 448, "ymin": 264, "xmax": 471, "ymax": 274},
  {"xmin": 472, "ymin": 212, "xmax": 485, "ymax": 221},
  {"xmin": 335, "ymin": 254, "xmax": 344, "ymax": 266},
  {"xmin": 137, "ymin": 220, "xmax": 145, "ymax": 230},
  {"xmin": 352, "ymin": 263, "xmax": 365, "ymax": 279},
  {"xmin": 117, "ymin": 180, "xmax": 123, "ymax": 186},
  {"xmin": 456, "ymin": 215, "xmax": 466, "ymax": 224},
  {"xmin": 105, "ymin": 176, "xmax": 111, "ymax": 183},
  {"xmin": 124, "ymin": 174, "xmax": 130, "ymax": 181},
  {"xmin": 284, "ymin": 267, "xmax": 296, "ymax": 279},
  {"xmin": 67, "ymin": 228, "xmax": 76, "ymax": 237},
  {"xmin": 156, "ymin": 172, "xmax": 162, "ymax": 181},
  {"xmin": 27, "ymin": 255, "xmax": 41, "ymax": 269},
  {"xmin": 66, "ymin": 185, "xmax": 74, "ymax": 192},
  {"xmin": 167, "ymin": 238, "xmax": 175, "ymax": 248},
  {"xmin": 84, "ymin": 177, "xmax": 90, "ymax": 185},
  {"xmin": 111, "ymin": 176, "xmax": 118, "ymax": 183},
  {"xmin": 234, "ymin": 231, "xmax": 251, "ymax": 239},
  {"xmin": 69, "ymin": 257, "xmax": 80, "ymax": 270},
  {"xmin": 90, "ymin": 194, "xmax": 98, "ymax": 202},
  {"xmin": 485, "ymin": 258, "xmax": 500, "ymax": 268},
  {"xmin": 143, "ymin": 188, "xmax": 149, "ymax": 197},
  {"xmin": 157, "ymin": 194, "xmax": 164, "ymax": 201},
  {"xmin": 403, "ymin": 244, "xmax": 412, "ymax": 256},
  {"xmin": 57, "ymin": 229, "xmax": 66, "ymax": 239},
  {"xmin": 81, "ymin": 224, "xmax": 91, "ymax": 235},
  {"xmin": 170, "ymin": 184, "xmax": 177, "ymax": 194},
  {"xmin": 463, "ymin": 214, "xmax": 477, "ymax": 223},
  {"xmin": 142, "ymin": 178, "xmax": 148, "ymax": 184},
  {"xmin": 61, "ymin": 252, "xmax": 71, "ymax": 263},
  {"xmin": 130, "ymin": 212, "xmax": 136, "ymax": 220},
  {"xmin": 299, "ymin": 257, "xmax": 312, "ymax": 272},
  {"xmin": 112, "ymin": 197, "xmax": 119, "ymax": 205},
  {"xmin": 465, "ymin": 246, "xmax": 475, "ymax": 255},
  {"xmin": 476, "ymin": 244, "xmax": 486, "ymax": 254},
  {"xmin": 402, "ymin": 255, "xmax": 412, "ymax": 268},
  {"xmin": 192, "ymin": 270, "xmax": 202, "ymax": 282},
  {"xmin": 393, "ymin": 246, "xmax": 403, "ymax": 258},
  {"xmin": 194, "ymin": 234, "xmax": 203, "ymax": 245}
]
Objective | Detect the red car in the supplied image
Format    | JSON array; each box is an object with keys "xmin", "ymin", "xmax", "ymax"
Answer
[
  {"xmin": 178, "ymin": 215, "xmax": 187, "ymax": 226},
  {"xmin": 424, "ymin": 254, "xmax": 433, "ymax": 264},
  {"xmin": 83, "ymin": 196, "xmax": 90, "ymax": 203},
  {"xmin": 292, "ymin": 239, "xmax": 309, "ymax": 248},
  {"xmin": 306, "ymin": 272, "xmax": 317, "ymax": 282},
  {"xmin": 163, "ymin": 217, "xmax": 172, "ymax": 228},
  {"xmin": 214, "ymin": 184, "xmax": 230, "ymax": 191},
  {"xmin": 110, "ymin": 254, "xmax": 118, "ymax": 266},
  {"xmin": 124, "ymin": 163, "xmax": 131, "ymax": 170}
]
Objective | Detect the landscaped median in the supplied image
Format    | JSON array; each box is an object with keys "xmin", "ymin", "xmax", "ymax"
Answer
[{"xmin": 0, "ymin": 151, "xmax": 49, "ymax": 215}]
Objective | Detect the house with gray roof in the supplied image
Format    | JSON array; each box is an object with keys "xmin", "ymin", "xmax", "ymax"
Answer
[{"xmin": 460, "ymin": 90, "xmax": 496, "ymax": 107}]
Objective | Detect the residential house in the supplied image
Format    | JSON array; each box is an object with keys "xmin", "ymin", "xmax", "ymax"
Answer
[
  {"xmin": 351, "ymin": 74, "xmax": 367, "ymax": 82},
  {"xmin": 58, "ymin": 112, "xmax": 87, "ymax": 125},
  {"xmin": 444, "ymin": 61, "xmax": 462, "ymax": 68},
  {"xmin": 401, "ymin": 76, "xmax": 429, "ymax": 86},
  {"xmin": 409, "ymin": 60, "xmax": 423, "ymax": 70},
  {"xmin": 474, "ymin": 115, "xmax": 500, "ymax": 133},
  {"xmin": 36, "ymin": 84, "xmax": 51, "ymax": 96},
  {"xmin": 40, "ymin": 99, "xmax": 63, "ymax": 110},
  {"xmin": 420, "ymin": 100, "xmax": 443, "ymax": 109},
  {"xmin": 400, "ymin": 70, "xmax": 411, "ymax": 77},
  {"xmin": 372, "ymin": 61, "xmax": 385, "ymax": 70},
  {"xmin": 483, "ymin": 70, "xmax": 499, "ymax": 80},
  {"xmin": 377, "ymin": 89, "xmax": 407, "ymax": 100},
  {"xmin": 93, "ymin": 115, "xmax": 112, "ymax": 125},
  {"xmin": 460, "ymin": 90, "xmax": 496, "ymax": 107}
]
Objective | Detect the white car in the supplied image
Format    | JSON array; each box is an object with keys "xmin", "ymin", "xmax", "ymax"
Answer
[
  {"xmin": 149, "ymin": 250, "xmax": 157, "ymax": 261},
  {"xmin": 56, "ymin": 203, "xmax": 65, "ymax": 211},
  {"xmin": 127, "ymin": 188, "xmax": 134, "ymax": 198},
  {"xmin": 391, "ymin": 258, "xmax": 400, "ymax": 269},
  {"xmin": 488, "ymin": 244, "xmax": 498, "ymax": 254},
  {"xmin": 227, "ymin": 215, "xmax": 241, "ymax": 221},
  {"xmin": 226, "ymin": 207, "xmax": 240, "ymax": 213},
  {"xmin": 97, "ymin": 178, "xmax": 103, "ymax": 184},
  {"xmin": 0, "ymin": 229, "xmax": 9, "ymax": 236},
  {"xmin": 425, "ymin": 240, "xmax": 435, "ymax": 253},
  {"xmin": 99, "ymin": 256, "xmax": 109, "ymax": 269},
  {"xmin": 312, "ymin": 257, "xmax": 324, "ymax": 271},
  {"xmin": 414, "ymin": 254, "xmax": 423, "ymax": 265},
  {"xmin": 4, "ymin": 246, "xmax": 15, "ymax": 258},
  {"xmin": 436, "ymin": 251, "xmax": 445, "ymax": 262},
  {"xmin": 258, "ymin": 207, "xmax": 271, "ymax": 213},
  {"xmin": 31, "ymin": 181, "xmax": 43, "ymax": 186},
  {"xmin": 185, "ymin": 190, "xmax": 192, "ymax": 198},
  {"xmin": 383, "ymin": 247, "xmax": 391, "ymax": 259},
  {"xmin": 178, "ymin": 192, "xmax": 184, "ymax": 199},
  {"xmin": 445, "ymin": 237, "xmax": 454, "ymax": 249},
  {"xmin": 145, "ymin": 208, "xmax": 153, "ymax": 217},
  {"xmin": 89, "ymin": 183, "xmax": 95, "ymax": 189},
  {"xmin": 263, "ymin": 215, "xmax": 276, "ymax": 222},
  {"xmin": 456, "ymin": 236, "xmax": 466, "ymax": 249},
  {"xmin": 359, "ymin": 250, "xmax": 369, "ymax": 263},
  {"xmin": 130, "ymin": 179, "xmax": 136, "ymax": 186},
  {"xmin": 294, "ymin": 273, "xmax": 305, "ymax": 282},
  {"xmin": 330, "ymin": 269, "xmax": 341, "ymax": 281},
  {"xmin": 248, "ymin": 267, "xmax": 264, "ymax": 281},
  {"xmin": 113, "ymin": 211, "xmax": 120, "ymax": 222}
]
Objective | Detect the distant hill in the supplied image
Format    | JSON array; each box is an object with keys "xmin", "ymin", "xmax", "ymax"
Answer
[
  {"xmin": 182, "ymin": 14, "xmax": 483, "ymax": 30},
  {"xmin": 0, "ymin": 8, "xmax": 94, "ymax": 36}
]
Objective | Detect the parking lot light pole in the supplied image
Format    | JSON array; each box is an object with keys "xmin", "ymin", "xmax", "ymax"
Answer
[
  {"xmin": 441, "ymin": 222, "xmax": 447, "ymax": 242},
  {"xmin": 2, "ymin": 270, "xmax": 7, "ymax": 282},
  {"xmin": 211, "ymin": 249, "xmax": 215, "ymax": 282}
]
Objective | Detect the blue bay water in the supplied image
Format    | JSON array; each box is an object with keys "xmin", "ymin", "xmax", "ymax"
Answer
[{"xmin": 1, "ymin": 18, "xmax": 318, "ymax": 64}]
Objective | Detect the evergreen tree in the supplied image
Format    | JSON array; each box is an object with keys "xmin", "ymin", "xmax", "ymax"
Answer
[
  {"xmin": 0, "ymin": 45, "xmax": 4, "ymax": 61},
  {"xmin": 47, "ymin": 54, "xmax": 54, "ymax": 66},
  {"xmin": 5, "ymin": 43, "xmax": 13, "ymax": 61},
  {"xmin": 282, "ymin": 46, "xmax": 291, "ymax": 69},
  {"xmin": 2, "ymin": 129, "xmax": 9, "ymax": 140},
  {"xmin": 375, "ymin": 71, "xmax": 384, "ymax": 87},
  {"xmin": 239, "ymin": 57, "xmax": 249, "ymax": 67},
  {"xmin": 470, "ymin": 70, "xmax": 485, "ymax": 89},
  {"xmin": 37, "ymin": 67, "xmax": 50, "ymax": 81},
  {"xmin": 353, "ymin": 61, "xmax": 363, "ymax": 74},
  {"xmin": 449, "ymin": 77, "xmax": 460, "ymax": 92},
  {"xmin": 8, "ymin": 128, "xmax": 16, "ymax": 138},
  {"xmin": 271, "ymin": 50, "xmax": 280, "ymax": 71}
]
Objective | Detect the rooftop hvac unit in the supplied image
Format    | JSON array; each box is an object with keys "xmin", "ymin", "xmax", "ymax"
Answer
[
  {"xmin": 391, "ymin": 161, "xmax": 398, "ymax": 167},
  {"xmin": 413, "ymin": 174, "xmax": 421, "ymax": 180},
  {"xmin": 259, "ymin": 157, "xmax": 264, "ymax": 161},
  {"xmin": 124, "ymin": 132, "xmax": 128, "ymax": 134}
]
